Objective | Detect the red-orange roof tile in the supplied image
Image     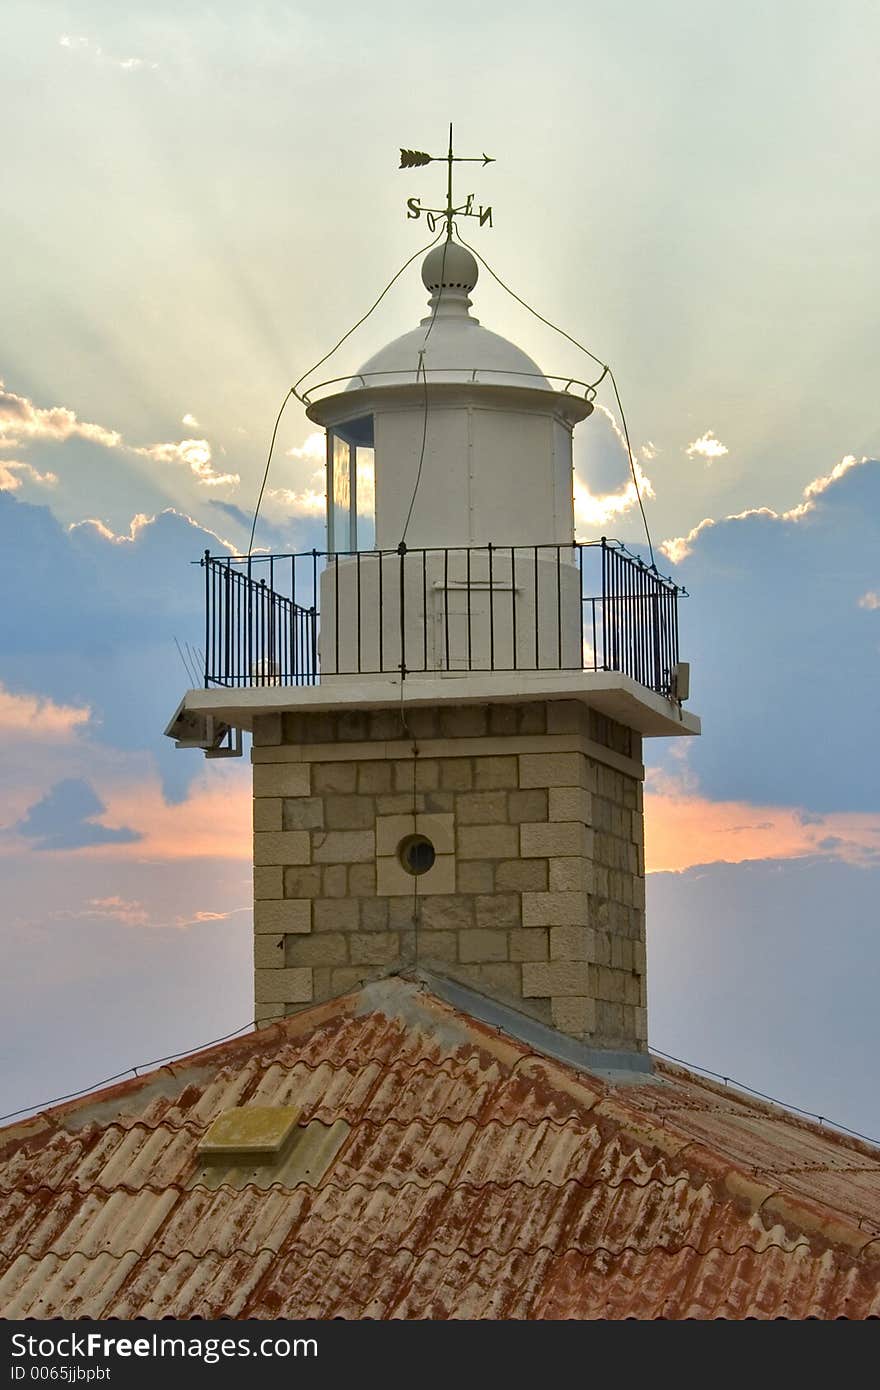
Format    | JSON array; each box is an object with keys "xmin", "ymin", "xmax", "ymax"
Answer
[{"xmin": 1, "ymin": 976, "xmax": 878, "ymax": 1319}]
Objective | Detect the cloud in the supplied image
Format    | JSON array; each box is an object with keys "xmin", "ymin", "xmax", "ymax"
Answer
[
  {"xmin": 649, "ymin": 453, "xmax": 880, "ymax": 816},
  {"xmin": 15, "ymin": 779, "xmax": 141, "ymax": 851},
  {"xmin": 640, "ymin": 441, "xmax": 658, "ymax": 461},
  {"xmin": 0, "ymin": 684, "xmax": 91, "ymax": 741},
  {"xmin": 132, "ymin": 439, "xmax": 239, "ymax": 489},
  {"xmin": 182, "ymin": 413, "xmax": 200, "ymax": 428},
  {"xmin": 660, "ymin": 516, "xmax": 715, "ymax": 564},
  {"xmin": 0, "ymin": 460, "xmax": 58, "ymax": 492},
  {"xmin": 686, "ymin": 430, "xmax": 729, "ymax": 463},
  {"xmin": 1, "ymin": 379, "xmax": 239, "ymax": 504},
  {"xmin": 644, "ymin": 763, "xmax": 880, "ymax": 872},
  {"xmin": 286, "ymin": 432, "xmax": 325, "ymax": 463},
  {"xmin": 573, "ymin": 406, "xmax": 656, "ymax": 534},
  {"xmin": 0, "ymin": 381, "xmax": 121, "ymax": 451},
  {"xmin": 266, "ymin": 485, "xmax": 326, "ymax": 517},
  {"xmin": 857, "ymin": 590, "xmax": 879, "ymax": 610},
  {"xmin": 58, "ymin": 35, "xmax": 158, "ymax": 71},
  {"xmin": 78, "ymin": 896, "xmax": 150, "ymax": 926},
  {"xmin": 660, "ymin": 454, "xmax": 870, "ymax": 562},
  {"xmin": 574, "ymin": 464, "xmax": 655, "ymax": 530}
]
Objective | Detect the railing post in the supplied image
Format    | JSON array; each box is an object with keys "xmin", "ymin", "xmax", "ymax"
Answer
[
  {"xmin": 397, "ymin": 541, "xmax": 407, "ymax": 680},
  {"xmin": 203, "ymin": 550, "xmax": 210, "ymax": 687}
]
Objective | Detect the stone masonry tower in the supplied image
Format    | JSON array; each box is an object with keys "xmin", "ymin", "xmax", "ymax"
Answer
[{"xmin": 171, "ymin": 181, "xmax": 700, "ymax": 1069}]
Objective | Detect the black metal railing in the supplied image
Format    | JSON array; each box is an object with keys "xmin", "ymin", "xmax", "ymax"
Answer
[{"xmin": 200, "ymin": 541, "xmax": 685, "ymax": 697}]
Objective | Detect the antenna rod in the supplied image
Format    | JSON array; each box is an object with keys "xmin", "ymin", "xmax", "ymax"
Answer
[{"xmin": 446, "ymin": 122, "xmax": 454, "ymax": 238}]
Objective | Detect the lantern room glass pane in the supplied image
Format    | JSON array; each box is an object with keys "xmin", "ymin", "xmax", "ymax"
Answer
[
  {"xmin": 326, "ymin": 416, "xmax": 374, "ymax": 553},
  {"xmin": 356, "ymin": 447, "xmax": 375, "ymax": 551},
  {"xmin": 330, "ymin": 435, "xmax": 351, "ymax": 552}
]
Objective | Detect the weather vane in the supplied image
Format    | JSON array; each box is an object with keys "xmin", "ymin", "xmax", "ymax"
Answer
[{"xmin": 400, "ymin": 123, "xmax": 495, "ymax": 237}]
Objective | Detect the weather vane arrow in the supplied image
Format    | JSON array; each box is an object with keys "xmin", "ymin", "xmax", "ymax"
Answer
[{"xmin": 400, "ymin": 124, "xmax": 495, "ymax": 235}]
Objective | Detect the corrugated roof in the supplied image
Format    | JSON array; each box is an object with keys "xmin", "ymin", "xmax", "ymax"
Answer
[{"xmin": 1, "ymin": 976, "xmax": 878, "ymax": 1319}]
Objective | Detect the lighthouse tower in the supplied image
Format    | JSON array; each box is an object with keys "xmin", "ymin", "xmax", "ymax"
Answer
[{"xmin": 171, "ymin": 140, "xmax": 700, "ymax": 1068}]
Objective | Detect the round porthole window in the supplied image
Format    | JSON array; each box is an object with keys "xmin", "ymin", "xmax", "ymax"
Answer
[{"xmin": 398, "ymin": 833, "xmax": 436, "ymax": 876}]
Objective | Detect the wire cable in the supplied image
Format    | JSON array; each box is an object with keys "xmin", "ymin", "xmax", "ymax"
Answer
[
  {"xmin": 0, "ymin": 1021, "xmax": 256, "ymax": 1125},
  {"xmin": 456, "ymin": 231, "xmax": 656, "ymax": 568},
  {"xmin": 399, "ymin": 236, "xmax": 452, "ymax": 547},
  {"xmin": 651, "ymin": 1047, "xmax": 879, "ymax": 1146},
  {"xmin": 247, "ymin": 387, "xmax": 293, "ymax": 556},
  {"xmin": 246, "ymin": 230, "xmax": 446, "ymax": 556},
  {"xmin": 4, "ymin": 1018, "xmax": 877, "ymax": 1153}
]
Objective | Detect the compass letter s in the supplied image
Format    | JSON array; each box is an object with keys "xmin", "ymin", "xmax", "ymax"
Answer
[{"xmin": 406, "ymin": 197, "xmax": 422, "ymax": 219}]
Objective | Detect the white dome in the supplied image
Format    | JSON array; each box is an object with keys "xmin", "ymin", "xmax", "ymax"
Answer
[{"xmin": 346, "ymin": 241, "xmax": 551, "ymax": 392}]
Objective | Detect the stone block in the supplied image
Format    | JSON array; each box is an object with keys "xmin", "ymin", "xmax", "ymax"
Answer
[
  {"xmin": 549, "ymin": 924, "xmax": 596, "ymax": 962},
  {"xmin": 394, "ymin": 759, "xmax": 439, "ymax": 792},
  {"xmin": 281, "ymin": 797, "xmax": 324, "ymax": 831},
  {"xmin": 518, "ymin": 752, "xmax": 585, "ymax": 789},
  {"xmin": 439, "ymin": 705, "xmax": 488, "ymax": 738},
  {"xmin": 321, "ymin": 865, "xmax": 347, "ymax": 897},
  {"xmin": 440, "ymin": 760, "xmax": 473, "ymax": 790},
  {"xmin": 611, "ymin": 936, "xmax": 634, "ymax": 971},
  {"xmin": 253, "ymin": 798, "xmax": 282, "ymax": 832},
  {"xmin": 457, "ymin": 824, "xmax": 518, "ymax": 860},
  {"xmin": 348, "ymin": 862, "xmax": 376, "ymax": 896},
  {"xmin": 456, "ymin": 861, "xmax": 495, "ymax": 894},
  {"xmin": 252, "ymin": 713, "xmax": 283, "ymax": 746},
  {"xmin": 474, "ymin": 756, "xmax": 519, "ymax": 789},
  {"xmin": 312, "ymin": 763, "xmax": 357, "ymax": 794},
  {"xmin": 313, "ymin": 830, "xmax": 375, "ymax": 863},
  {"xmin": 313, "ymin": 898, "xmax": 359, "ymax": 932},
  {"xmin": 376, "ymin": 794, "xmax": 416, "ymax": 814},
  {"xmin": 420, "ymin": 895, "xmax": 473, "ymax": 930},
  {"xmin": 522, "ymin": 890, "xmax": 589, "ymax": 927},
  {"xmin": 324, "ymin": 794, "xmax": 374, "ymax": 830},
  {"xmin": 596, "ymin": 999, "xmax": 625, "ymax": 1038},
  {"xmin": 596, "ymin": 967, "xmax": 627, "ymax": 1003},
  {"xmin": 546, "ymin": 701, "xmax": 587, "ymax": 736},
  {"xmin": 474, "ymin": 894, "xmax": 520, "ymax": 928},
  {"xmin": 520, "ymin": 821, "xmax": 589, "ymax": 859},
  {"xmin": 254, "ymin": 866, "xmax": 283, "ymax": 900},
  {"xmin": 414, "ymin": 929, "xmax": 458, "ymax": 963},
  {"xmin": 487, "ymin": 705, "xmax": 518, "ymax": 736},
  {"xmin": 551, "ymin": 997, "xmax": 597, "ymax": 1036},
  {"xmin": 358, "ymin": 761, "xmax": 394, "ymax": 794},
  {"xmin": 548, "ymin": 858, "xmax": 593, "ymax": 893},
  {"xmin": 286, "ymin": 933, "xmax": 348, "ymax": 967},
  {"xmin": 454, "ymin": 962, "xmax": 520, "ymax": 996},
  {"xmin": 255, "ymin": 1004, "xmax": 284, "ymax": 1026},
  {"xmin": 522, "ymin": 961, "xmax": 591, "ymax": 998},
  {"xmin": 507, "ymin": 789, "xmax": 548, "ymax": 823},
  {"xmin": 254, "ymin": 967, "xmax": 313, "ymax": 1004},
  {"xmin": 253, "ymin": 763, "xmax": 310, "ymax": 798},
  {"xmin": 254, "ymin": 934, "xmax": 286, "ymax": 969},
  {"xmin": 456, "ymin": 791, "xmax": 508, "ymax": 825},
  {"xmin": 254, "ymin": 899, "xmax": 311, "ymax": 935},
  {"xmin": 330, "ymin": 967, "xmax": 370, "ymax": 994},
  {"xmin": 359, "ymin": 898, "xmax": 390, "ymax": 930},
  {"xmin": 495, "ymin": 859, "xmax": 548, "ymax": 892},
  {"xmin": 455, "ymin": 928, "xmax": 503, "ymax": 961},
  {"xmin": 509, "ymin": 928, "xmax": 549, "ymax": 962},
  {"xmin": 548, "ymin": 786, "xmax": 592, "ymax": 824},
  {"xmin": 376, "ymin": 814, "xmax": 415, "ymax": 856},
  {"xmin": 349, "ymin": 932, "xmax": 400, "ymax": 965},
  {"xmin": 253, "ymin": 831, "xmax": 311, "ymax": 867}
]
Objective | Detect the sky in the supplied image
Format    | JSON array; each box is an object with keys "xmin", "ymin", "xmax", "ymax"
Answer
[{"xmin": 1, "ymin": 0, "xmax": 878, "ymax": 1135}]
